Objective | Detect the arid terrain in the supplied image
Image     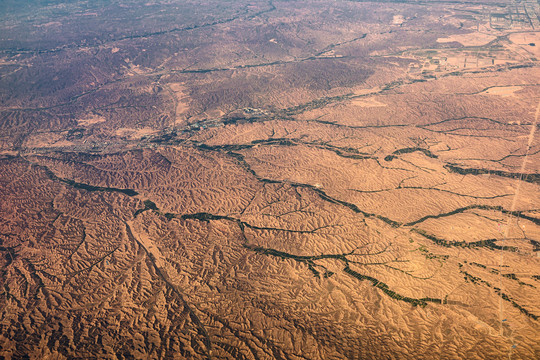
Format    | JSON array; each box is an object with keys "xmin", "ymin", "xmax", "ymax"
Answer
[{"xmin": 1, "ymin": 0, "xmax": 539, "ymax": 359}]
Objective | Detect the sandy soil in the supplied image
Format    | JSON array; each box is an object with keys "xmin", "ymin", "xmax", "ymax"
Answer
[{"xmin": 437, "ymin": 32, "xmax": 497, "ymax": 47}]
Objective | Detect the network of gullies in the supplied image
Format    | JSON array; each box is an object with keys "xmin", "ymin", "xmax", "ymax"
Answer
[{"xmin": 0, "ymin": 0, "xmax": 539, "ymax": 359}]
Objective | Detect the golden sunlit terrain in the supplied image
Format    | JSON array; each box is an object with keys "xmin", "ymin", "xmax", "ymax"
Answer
[{"xmin": 1, "ymin": 0, "xmax": 539, "ymax": 359}]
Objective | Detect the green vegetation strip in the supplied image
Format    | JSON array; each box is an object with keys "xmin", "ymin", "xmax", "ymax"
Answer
[
  {"xmin": 412, "ymin": 228, "xmax": 517, "ymax": 251},
  {"xmin": 459, "ymin": 264, "xmax": 538, "ymax": 320},
  {"xmin": 304, "ymin": 186, "xmax": 402, "ymax": 227},
  {"xmin": 445, "ymin": 164, "xmax": 540, "ymax": 185},
  {"xmin": 182, "ymin": 213, "xmax": 322, "ymax": 234},
  {"xmin": 406, "ymin": 204, "xmax": 540, "ymax": 227},
  {"xmin": 134, "ymin": 200, "xmax": 159, "ymax": 216},
  {"xmin": 245, "ymin": 244, "xmax": 442, "ymax": 307},
  {"xmin": 343, "ymin": 265, "xmax": 442, "ymax": 307},
  {"xmin": 384, "ymin": 147, "xmax": 438, "ymax": 162},
  {"xmin": 61, "ymin": 178, "xmax": 138, "ymax": 196},
  {"xmin": 36, "ymin": 161, "xmax": 138, "ymax": 196},
  {"xmin": 494, "ymin": 287, "xmax": 538, "ymax": 320}
]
